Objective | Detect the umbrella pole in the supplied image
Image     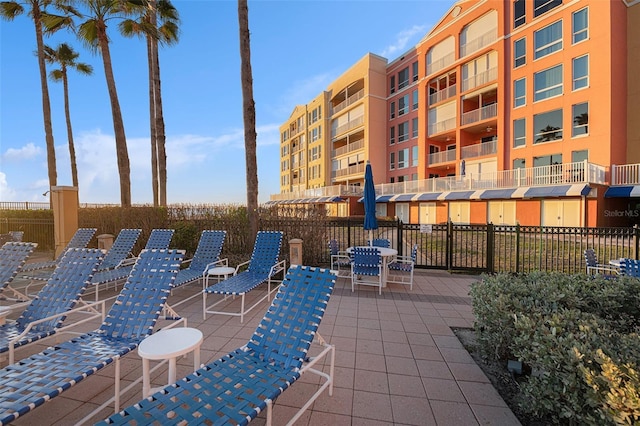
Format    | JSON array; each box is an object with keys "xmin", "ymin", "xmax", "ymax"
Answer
[{"xmin": 369, "ymin": 230, "xmax": 373, "ymax": 246}]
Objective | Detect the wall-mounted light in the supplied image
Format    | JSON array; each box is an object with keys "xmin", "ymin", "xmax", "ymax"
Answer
[{"xmin": 42, "ymin": 190, "xmax": 50, "ymax": 197}]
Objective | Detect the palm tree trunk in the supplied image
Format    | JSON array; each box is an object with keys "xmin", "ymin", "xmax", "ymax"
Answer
[
  {"xmin": 96, "ymin": 21, "xmax": 131, "ymax": 207},
  {"xmin": 152, "ymin": 30, "xmax": 167, "ymax": 207},
  {"xmin": 32, "ymin": 3, "xmax": 57, "ymax": 201},
  {"xmin": 147, "ymin": 33, "xmax": 159, "ymax": 206},
  {"xmin": 62, "ymin": 70, "xmax": 79, "ymax": 187},
  {"xmin": 238, "ymin": 0, "xmax": 259, "ymax": 242}
]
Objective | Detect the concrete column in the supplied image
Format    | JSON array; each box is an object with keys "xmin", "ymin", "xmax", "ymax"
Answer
[
  {"xmin": 51, "ymin": 186, "xmax": 79, "ymax": 258},
  {"xmin": 289, "ymin": 238, "xmax": 303, "ymax": 266}
]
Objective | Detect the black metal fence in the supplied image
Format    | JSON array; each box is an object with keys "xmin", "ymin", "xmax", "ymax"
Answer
[{"xmin": 2, "ymin": 214, "xmax": 638, "ymax": 275}]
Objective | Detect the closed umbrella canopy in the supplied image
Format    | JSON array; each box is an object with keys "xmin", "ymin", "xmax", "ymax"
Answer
[{"xmin": 363, "ymin": 161, "xmax": 378, "ymax": 244}]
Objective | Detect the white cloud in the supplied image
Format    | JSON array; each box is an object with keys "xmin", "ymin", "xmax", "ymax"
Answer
[
  {"xmin": 0, "ymin": 172, "xmax": 16, "ymax": 200},
  {"xmin": 276, "ymin": 73, "xmax": 336, "ymax": 116},
  {"xmin": 380, "ymin": 24, "xmax": 427, "ymax": 57},
  {"xmin": 2, "ymin": 142, "xmax": 42, "ymax": 162}
]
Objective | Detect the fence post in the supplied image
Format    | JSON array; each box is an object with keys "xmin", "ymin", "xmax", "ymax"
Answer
[
  {"xmin": 347, "ymin": 217, "xmax": 352, "ymax": 248},
  {"xmin": 515, "ymin": 224, "xmax": 521, "ymax": 273},
  {"xmin": 446, "ymin": 220, "xmax": 453, "ymax": 271},
  {"xmin": 397, "ymin": 219, "xmax": 403, "ymax": 256},
  {"xmin": 634, "ymin": 224, "xmax": 639, "ymax": 260},
  {"xmin": 487, "ymin": 223, "xmax": 494, "ymax": 274}
]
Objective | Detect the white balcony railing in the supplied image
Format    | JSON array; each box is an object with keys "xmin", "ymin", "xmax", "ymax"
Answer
[
  {"xmin": 429, "ymin": 149, "xmax": 457, "ymax": 165},
  {"xmin": 427, "ymin": 117, "xmax": 456, "ymax": 136},
  {"xmin": 426, "ymin": 52, "xmax": 455, "ymax": 76},
  {"xmin": 611, "ymin": 164, "xmax": 640, "ymax": 185},
  {"xmin": 269, "ymin": 184, "xmax": 363, "ymax": 201},
  {"xmin": 331, "ymin": 115, "xmax": 364, "ymax": 139},
  {"xmin": 429, "ymin": 84, "xmax": 457, "ymax": 105},
  {"xmin": 333, "ymin": 162, "xmax": 365, "ymax": 179},
  {"xmin": 461, "ymin": 140, "xmax": 497, "ymax": 159},
  {"xmin": 461, "ymin": 103, "xmax": 498, "ymax": 126},
  {"xmin": 332, "ymin": 89, "xmax": 365, "ymax": 115},
  {"xmin": 333, "ymin": 139, "xmax": 364, "ymax": 157},
  {"xmin": 461, "ymin": 67, "xmax": 497, "ymax": 92},
  {"xmin": 460, "ymin": 28, "xmax": 497, "ymax": 57}
]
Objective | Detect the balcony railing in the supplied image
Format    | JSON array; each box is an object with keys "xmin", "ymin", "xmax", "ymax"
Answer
[
  {"xmin": 427, "ymin": 117, "xmax": 456, "ymax": 136},
  {"xmin": 332, "ymin": 89, "xmax": 365, "ymax": 115},
  {"xmin": 331, "ymin": 115, "xmax": 364, "ymax": 139},
  {"xmin": 611, "ymin": 164, "xmax": 640, "ymax": 185},
  {"xmin": 426, "ymin": 52, "xmax": 455, "ymax": 76},
  {"xmin": 429, "ymin": 84, "xmax": 457, "ymax": 105},
  {"xmin": 461, "ymin": 103, "xmax": 497, "ymax": 126},
  {"xmin": 461, "ymin": 67, "xmax": 497, "ymax": 92},
  {"xmin": 461, "ymin": 140, "xmax": 497, "ymax": 159},
  {"xmin": 460, "ymin": 28, "xmax": 497, "ymax": 57},
  {"xmin": 429, "ymin": 149, "xmax": 457, "ymax": 165},
  {"xmin": 269, "ymin": 184, "xmax": 363, "ymax": 202},
  {"xmin": 333, "ymin": 162, "xmax": 365, "ymax": 179},
  {"xmin": 333, "ymin": 139, "xmax": 364, "ymax": 157}
]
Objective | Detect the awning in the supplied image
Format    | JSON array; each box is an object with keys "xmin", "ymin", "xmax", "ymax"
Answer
[
  {"xmin": 479, "ymin": 188, "xmax": 517, "ymax": 200},
  {"xmin": 391, "ymin": 194, "xmax": 416, "ymax": 202},
  {"xmin": 414, "ymin": 192, "xmax": 442, "ymax": 201},
  {"xmin": 604, "ymin": 185, "xmax": 640, "ymax": 198},
  {"xmin": 376, "ymin": 195, "xmax": 394, "ymax": 203},
  {"xmin": 524, "ymin": 184, "xmax": 590, "ymax": 198},
  {"xmin": 444, "ymin": 191, "xmax": 476, "ymax": 200}
]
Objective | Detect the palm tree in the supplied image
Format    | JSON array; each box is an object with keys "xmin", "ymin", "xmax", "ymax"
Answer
[
  {"xmin": 76, "ymin": 0, "xmax": 131, "ymax": 207},
  {"xmin": 238, "ymin": 0, "xmax": 258, "ymax": 242},
  {"xmin": 1, "ymin": 0, "xmax": 59, "ymax": 196},
  {"xmin": 120, "ymin": 0, "xmax": 179, "ymax": 207},
  {"xmin": 43, "ymin": 42, "xmax": 93, "ymax": 188}
]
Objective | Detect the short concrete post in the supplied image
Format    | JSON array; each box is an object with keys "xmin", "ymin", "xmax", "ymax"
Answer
[
  {"xmin": 289, "ymin": 238, "xmax": 303, "ymax": 266},
  {"xmin": 97, "ymin": 234, "xmax": 115, "ymax": 251}
]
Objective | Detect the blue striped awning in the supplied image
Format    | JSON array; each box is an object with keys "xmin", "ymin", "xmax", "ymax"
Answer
[
  {"xmin": 479, "ymin": 188, "xmax": 517, "ymax": 200},
  {"xmin": 524, "ymin": 184, "xmax": 590, "ymax": 198},
  {"xmin": 444, "ymin": 191, "xmax": 476, "ymax": 200},
  {"xmin": 376, "ymin": 195, "xmax": 394, "ymax": 203},
  {"xmin": 415, "ymin": 192, "xmax": 442, "ymax": 201},
  {"xmin": 391, "ymin": 194, "xmax": 416, "ymax": 202},
  {"xmin": 604, "ymin": 186, "xmax": 640, "ymax": 198}
]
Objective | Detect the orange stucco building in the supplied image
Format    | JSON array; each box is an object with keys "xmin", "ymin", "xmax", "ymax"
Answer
[{"xmin": 274, "ymin": 0, "xmax": 640, "ymax": 227}]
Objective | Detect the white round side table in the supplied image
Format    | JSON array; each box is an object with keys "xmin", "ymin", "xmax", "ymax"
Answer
[{"xmin": 204, "ymin": 266, "xmax": 236, "ymax": 288}]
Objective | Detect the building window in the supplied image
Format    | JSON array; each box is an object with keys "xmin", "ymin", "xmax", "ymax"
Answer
[
  {"xmin": 514, "ymin": 38, "xmax": 526, "ymax": 68},
  {"xmin": 572, "ymin": 55, "xmax": 588, "ymax": 90},
  {"xmin": 398, "ymin": 148, "xmax": 409, "ymax": 169},
  {"xmin": 534, "ymin": 153, "xmax": 562, "ymax": 167},
  {"xmin": 412, "ymin": 61, "xmax": 419, "ymax": 82},
  {"xmin": 390, "ymin": 102, "xmax": 396, "ymax": 119},
  {"xmin": 514, "ymin": 78, "xmax": 526, "ymax": 108},
  {"xmin": 398, "ymin": 67, "xmax": 410, "ymax": 89},
  {"xmin": 411, "ymin": 118, "xmax": 418, "ymax": 138},
  {"xmin": 514, "ymin": 0, "xmax": 526, "ymax": 28},
  {"xmin": 534, "ymin": 20, "xmax": 562, "ymax": 60},
  {"xmin": 411, "ymin": 145, "xmax": 419, "ymax": 167},
  {"xmin": 534, "ymin": 109, "xmax": 563, "ymax": 143},
  {"xmin": 390, "ymin": 127, "xmax": 395, "ymax": 145},
  {"xmin": 514, "ymin": 158, "xmax": 525, "ymax": 169},
  {"xmin": 534, "ymin": 64, "xmax": 562, "ymax": 101},
  {"xmin": 514, "ymin": 118, "xmax": 526, "ymax": 147},
  {"xmin": 572, "ymin": 8, "xmax": 588, "ymax": 44},
  {"xmin": 390, "ymin": 152, "xmax": 395, "ymax": 170},
  {"xmin": 412, "ymin": 89, "xmax": 418, "ymax": 110},
  {"xmin": 390, "ymin": 76, "xmax": 395, "ymax": 94},
  {"xmin": 398, "ymin": 95, "xmax": 409, "ymax": 116},
  {"xmin": 572, "ymin": 102, "xmax": 588, "ymax": 137},
  {"xmin": 572, "ymin": 149, "xmax": 588, "ymax": 163},
  {"xmin": 398, "ymin": 121, "xmax": 409, "ymax": 142},
  {"xmin": 534, "ymin": 0, "xmax": 562, "ymax": 18},
  {"xmin": 311, "ymin": 127, "xmax": 321, "ymax": 141}
]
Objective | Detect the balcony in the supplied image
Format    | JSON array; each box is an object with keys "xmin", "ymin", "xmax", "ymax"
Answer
[
  {"xmin": 427, "ymin": 117, "xmax": 456, "ymax": 137},
  {"xmin": 427, "ymin": 52, "xmax": 455, "ymax": 76},
  {"xmin": 268, "ymin": 184, "xmax": 363, "ymax": 202},
  {"xmin": 460, "ymin": 28, "xmax": 497, "ymax": 57},
  {"xmin": 331, "ymin": 116, "xmax": 364, "ymax": 139},
  {"xmin": 429, "ymin": 84, "xmax": 457, "ymax": 105},
  {"xmin": 332, "ymin": 89, "xmax": 364, "ymax": 115},
  {"xmin": 333, "ymin": 162, "xmax": 365, "ymax": 179},
  {"xmin": 461, "ymin": 67, "xmax": 497, "ymax": 92},
  {"xmin": 461, "ymin": 140, "xmax": 497, "ymax": 159},
  {"xmin": 611, "ymin": 164, "xmax": 640, "ymax": 185},
  {"xmin": 429, "ymin": 149, "xmax": 457, "ymax": 166},
  {"xmin": 461, "ymin": 103, "xmax": 497, "ymax": 126},
  {"xmin": 333, "ymin": 139, "xmax": 364, "ymax": 157}
]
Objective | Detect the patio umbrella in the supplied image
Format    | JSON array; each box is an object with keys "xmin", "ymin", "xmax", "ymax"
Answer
[{"xmin": 363, "ymin": 161, "xmax": 378, "ymax": 245}]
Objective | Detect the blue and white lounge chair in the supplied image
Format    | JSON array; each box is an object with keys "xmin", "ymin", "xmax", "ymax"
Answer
[
  {"xmin": 386, "ymin": 243, "xmax": 417, "ymax": 290},
  {"xmin": 619, "ymin": 258, "xmax": 640, "ymax": 277},
  {"xmin": 0, "ymin": 242, "xmax": 37, "ymax": 302},
  {"xmin": 19, "ymin": 228, "xmax": 96, "ymax": 273},
  {"xmin": 203, "ymin": 231, "xmax": 285, "ymax": 322},
  {"xmin": 0, "ymin": 248, "xmax": 105, "ymax": 364},
  {"xmin": 0, "ymin": 248, "xmax": 184, "ymax": 424},
  {"xmin": 89, "ymin": 229, "xmax": 174, "ymax": 301},
  {"xmin": 100, "ymin": 265, "xmax": 337, "ymax": 426},
  {"xmin": 351, "ymin": 246, "xmax": 383, "ymax": 295}
]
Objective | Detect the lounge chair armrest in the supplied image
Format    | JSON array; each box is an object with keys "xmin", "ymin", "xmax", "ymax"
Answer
[
  {"xmin": 202, "ymin": 258, "xmax": 229, "ymax": 276},
  {"xmin": 235, "ymin": 259, "xmax": 251, "ymax": 274},
  {"xmin": 270, "ymin": 259, "xmax": 287, "ymax": 277}
]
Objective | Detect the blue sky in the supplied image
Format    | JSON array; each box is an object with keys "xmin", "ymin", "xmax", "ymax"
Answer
[{"xmin": 0, "ymin": 0, "xmax": 452, "ymax": 204}]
